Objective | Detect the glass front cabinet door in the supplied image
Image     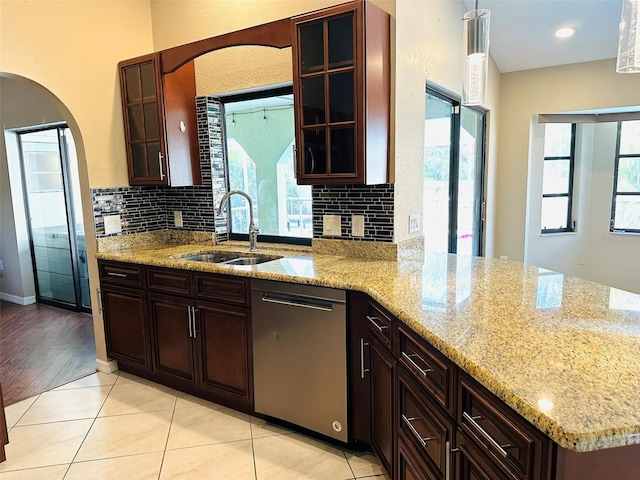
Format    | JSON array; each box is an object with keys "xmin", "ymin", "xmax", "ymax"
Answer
[
  {"xmin": 119, "ymin": 53, "xmax": 201, "ymax": 187},
  {"xmin": 291, "ymin": 0, "xmax": 390, "ymax": 185}
]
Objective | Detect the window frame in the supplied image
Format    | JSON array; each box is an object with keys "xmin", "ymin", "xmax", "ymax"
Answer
[
  {"xmin": 610, "ymin": 121, "xmax": 640, "ymax": 234},
  {"xmin": 220, "ymin": 85, "xmax": 312, "ymax": 246},
  {"xmin": 541, "ymin": 123, "xmax": 577, "ymax": 234},
  {"xmin": 425, "ymin": 85, "xmax": 487, "ymax": 256}
]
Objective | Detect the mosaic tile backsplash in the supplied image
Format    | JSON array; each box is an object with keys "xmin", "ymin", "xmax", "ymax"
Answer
[{"xmin": 93, "ymin": 97, "xmax": 395, "ymax": 242}]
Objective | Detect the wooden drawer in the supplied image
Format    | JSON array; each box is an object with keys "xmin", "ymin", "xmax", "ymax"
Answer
[
  {"xmin": 399, "ymin": 324, "xmax": 456, "ymax": 416},
  {"xmin": 99, "ymin": 261, "xmax": 145, "ymax": 288},
  {"xmin": 458, "ymin": 373, "xmax": 552, "ymax": 480},
  {"xmin": 397, "ymin": 436, "xmax": 433, "ymax": 480},
  {"xmin": 367, "ymin": 300, "xmax": 394, "ymax": 351},
  {"xmin": 399, "ymin": 366, "xmax": 454, "ymax": 479},
  {"xmin": 457, "ymin": 430, "xmax": 513, "ymax": 480},
  {"xmin": 147, "ymin": 267, "xmax": 192, "ymax": 296},
  {"xmin": 194, "ymin": 272, "xmax": 250, "ymax": 306}
]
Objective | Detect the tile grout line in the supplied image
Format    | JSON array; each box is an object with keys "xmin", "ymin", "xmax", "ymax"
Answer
[
  {"xmin": 249, "ymin": 417, "xmax": 259, "ymax": 480},
  {"xmin": 6, "ymin": 393, "xmax": 41, "ymax": 433},
  {"xmin": 61, "ymin": 374, "xmax": 120, "ymax": 479},
  {"xmin": 156, "ymin": 388, "xmax": 179, "ymax": 480},
  {"xmin": 341, "ymin": 448, "xmax": 357, "ymax": 480}
]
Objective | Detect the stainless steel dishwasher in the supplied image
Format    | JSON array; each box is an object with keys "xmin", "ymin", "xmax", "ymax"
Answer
[{"xmin": 251, "ymin": 279, "xmax": 348, "ymax": 442}]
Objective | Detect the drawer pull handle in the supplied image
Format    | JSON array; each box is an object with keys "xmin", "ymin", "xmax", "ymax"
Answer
[
  {"xmin": 463, "ymin": 412, "xmax": 510, "ymax": 458},
  {"xmin": 402, "ymin": 415, "xmax": 435, "ymax": 448},
  {"xmin": 366, "ymin": 315, "xmax": 388, "ymax": 332},
  {"xmin": 401, "ymin": 352, "xmax": 433, "ymax": 376},
  {"xmin": 107, "ymin": 272, "xmax": 127, "ymax": 278}
]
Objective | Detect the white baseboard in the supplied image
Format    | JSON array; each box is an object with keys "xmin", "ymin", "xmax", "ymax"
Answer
[
  {"xmin": 95, "ymin": 358, "xmax": 119, "ymax": 374},
  {"xmin": 0, "ymin": 292, "xmax": 36, "ymax": 305}
]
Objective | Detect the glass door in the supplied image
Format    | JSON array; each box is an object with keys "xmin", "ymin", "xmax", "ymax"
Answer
[
  {"xmin": 18, "ymin": 125, "xmax": 90, "ymax": 311},
  {"xmin": 297, "ymin": 10, "xmax": 357, "ymax": 179},
  {"xmin": 424, "ymin": 88, "xmax": 486, "ymax": 255}
]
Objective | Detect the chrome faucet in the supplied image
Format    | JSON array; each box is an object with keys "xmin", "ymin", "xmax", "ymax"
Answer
[{"xmin": 217, "ymin": 190, "xmax": 260, "ymax": 252}]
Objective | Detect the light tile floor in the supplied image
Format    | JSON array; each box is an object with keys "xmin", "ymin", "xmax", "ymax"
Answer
[{"xmin": 0, "ymin": 372, "xmax": 389, "ymax": 480}]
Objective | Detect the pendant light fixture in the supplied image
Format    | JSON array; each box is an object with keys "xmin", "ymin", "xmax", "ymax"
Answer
[
  {"xmin": 462, "ymin": 0, "xmax": 490, "ymax": 105},
  {"xmin": 617, "ymin": 0, "xmax": 640, "ymax": 72}
]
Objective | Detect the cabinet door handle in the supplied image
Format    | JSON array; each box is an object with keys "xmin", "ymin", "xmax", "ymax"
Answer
[
  {"xmin": 97, "ymin": 289, "xmax": 104, "ymax": 313},
  {"xmin": 158, "ymin": 152, "xmax": 165, "ymax": 180},
  {"xmin": 191, "ymin": 307, "xmax": 198, "ymax": 338},
  {"xmin": 187, "ymin": 306, "xmax": 193, "ymax": 338},
  {"xmin": 445, "ymin": 440, "xmax": 459, "ymax": 480},
  {"xmin": 293, "ymin": 144, "xmax": 298, "ymax": 177},
  {"xmin": 401, "ymin": 351, "xmax": 433, "ymax": 377},
  {"xmin": 107, "ymin": 272, "xmax": 127, "ymax": 278},
  {"xmin": 307, "ymin": 147, "xmax": 315, "ymax": 174},
  {"xmin": 366, "ymin": 315, "xmax": 388, "ymax": 332},
  {"xmin": 401, "ymin": 415, "xmax": 435, "ymax": 448},
  {"xmin": 462, "ymin": 412, "xmax": 510, "ymax": 458},
  {"xmin": 360, "ymin": 338, "xmax": 369, "ymax": 379}
]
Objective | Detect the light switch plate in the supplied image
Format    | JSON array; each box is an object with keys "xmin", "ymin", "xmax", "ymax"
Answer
[
  {"xmin": 409, "ymin": 213, "xmax": 420, "ymax": 234},
  {"xmin": 352, "ymin": 215, "xmax": 365, "ymax": 237},
  {"xmin": 103, "ymin": 214, "xmax": 122, "ymax": 235},
  {"xmin": 323, "ymin": 215, "xmax": 341, "ymax": 236},
  {"xmin": 174, "ymin": 210, "xmax": 183, "ymax": 227}
]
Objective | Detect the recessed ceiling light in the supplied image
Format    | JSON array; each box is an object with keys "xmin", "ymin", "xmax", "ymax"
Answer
[{"xmin": 554, "ymin": 26, "xmax": 576, "ymax": 38}]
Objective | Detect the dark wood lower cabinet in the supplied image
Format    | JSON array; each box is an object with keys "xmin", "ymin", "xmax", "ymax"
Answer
[
  {"xmin": 101, "ymin": 285, "xmax": 150, "ymax": 368},
  {"xmin": 99, "ymin": 261, "xmax": 253, "ymax": 413},
  {"xmin": 148, "ymin": 293, "xmax": 195, "ymax": 382},
  {"xmin": 398, "ymin": 437, "xmax": 433, "ymax": 480},
  {"xmin": 98, "ymin": 263, "xmax": 640, "ymax": 480},
  {"xmin": 370, "ymin": 334, "xmax": 395, "ymax": 473},
  {"xmin": 457, "ymin": 431, "xmax": 512, "ymax": 480},
  {"xmin": 196, "ymin": 301, "xmax": 252, "ymax": 406}
]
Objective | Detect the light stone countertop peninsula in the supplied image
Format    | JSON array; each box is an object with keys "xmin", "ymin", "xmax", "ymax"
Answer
[{"xmin": 96, "ymin": 236, "xmax": 640, "ymax": 453}]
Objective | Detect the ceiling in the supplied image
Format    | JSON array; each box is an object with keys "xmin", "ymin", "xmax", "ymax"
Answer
[{"xmin": 462, "ymin": 0, "xmax": 623, "ymax": 73}]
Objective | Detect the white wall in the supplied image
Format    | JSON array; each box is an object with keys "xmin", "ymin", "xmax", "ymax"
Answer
[
  {"xmin": 525, "ymin": 119, "xmax": 640, "ymax": 294},
  {"xmin": 524, "ymin": 122, "xmax": 592, "ymax": 283},
  {"xmin": 497, "ymin": 59, "xmax": 640, "ymax": 263},
  {"xmin": 0, "ymin": 77, "xmax": 67, "ymax": 303},
  {"xmin": 392, "ymin": 0, "xmax": 500, "ymax": 247},
  {"xmin": 586, "ymin": 123, "xmax": 640, "ymax": 292},
  {"xmin": 0, "ymin": 1, "xmax": 155, "ymax": 362}
]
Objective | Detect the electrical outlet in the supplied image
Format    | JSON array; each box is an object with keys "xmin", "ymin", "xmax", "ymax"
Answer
[
  {"xmin": 409, "ymin": 213, "xmax": 420, "ymax": 234},
  {"xmin": 352, "ymin": 215, "xmax": 365, "ymax": 237},
  {"xmin": 103, "ymin": 215, "xmax": 122, "ymax": 235},
  {"xmin": 323, "ymin": 215, "xmax": 341, "ymax": 236},
  {"xmin": 174, "ymin": 211, "xmax": 183, "ymax": 227},
  {"xmin": 0, "ymin": 259, "xmax": 3, "ymax": 271},
  {"xmin": 500, "ymin": 255, "xmax": 508, "ymax": 260}
]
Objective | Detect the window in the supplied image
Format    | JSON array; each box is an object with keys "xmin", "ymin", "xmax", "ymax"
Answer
[
  {"xmin": 222, "ymin": 87, "xmax": 312, "ymax": 244},
  {"xmin": 541, "ymin": 123, "xmax": 576, "ymax": 233},
  {"xmin": 424, "ymin": 87, "xmax": 486, "ymax": 256},
  {"xmin": 611, "ymin": 120, "xmax": 640, "ymax": 233}
]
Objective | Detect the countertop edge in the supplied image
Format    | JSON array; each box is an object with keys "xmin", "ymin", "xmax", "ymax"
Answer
[{"xmin": 94, "ymin": 248, "xmax": 639, "ymax": 453}]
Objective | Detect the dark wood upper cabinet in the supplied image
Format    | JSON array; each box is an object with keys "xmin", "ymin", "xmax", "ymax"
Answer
[
  {"xmin": 118, "ymin": 1, "xmax": 389, "ymax": 187},
  {"xmin": 291, "ymin": 1, "xmax": 390, "ymax": 185},
  {"xmin": 118, "ymin": 53, "xmax": 201, "ymax": 187}
]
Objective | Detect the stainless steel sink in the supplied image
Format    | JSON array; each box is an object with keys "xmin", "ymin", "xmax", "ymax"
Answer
[
  {"xmin": 179, "ymin": 253, "xmax": 239, "ymax": 263},
  {"xmin": 177, "ymin": 252, "xmax": 280, "ymax": 266},
  {"xmin": 222, "ymin": 257, "xmax": 274, "ymax": 266}
]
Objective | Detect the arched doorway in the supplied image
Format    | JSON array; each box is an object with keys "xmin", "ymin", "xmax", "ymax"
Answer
[{"xmin": 0, "ymin": 73, "xmax": 97, "ymax": 404}]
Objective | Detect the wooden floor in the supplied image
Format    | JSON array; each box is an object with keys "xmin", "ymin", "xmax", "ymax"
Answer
[{"xmin": 0, "ymin": 301, "xmax": 96, "ymax": 406}]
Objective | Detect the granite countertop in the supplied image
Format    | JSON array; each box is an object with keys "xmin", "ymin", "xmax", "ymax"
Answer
[{"xmin": 96, "ymin": 237, "xmax": 640, "ymax": 453}]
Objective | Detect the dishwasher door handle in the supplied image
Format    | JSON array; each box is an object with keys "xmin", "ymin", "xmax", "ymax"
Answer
[{"xmin": 260, "ymin": 293, "xmax": 334, "ymax": 312}]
